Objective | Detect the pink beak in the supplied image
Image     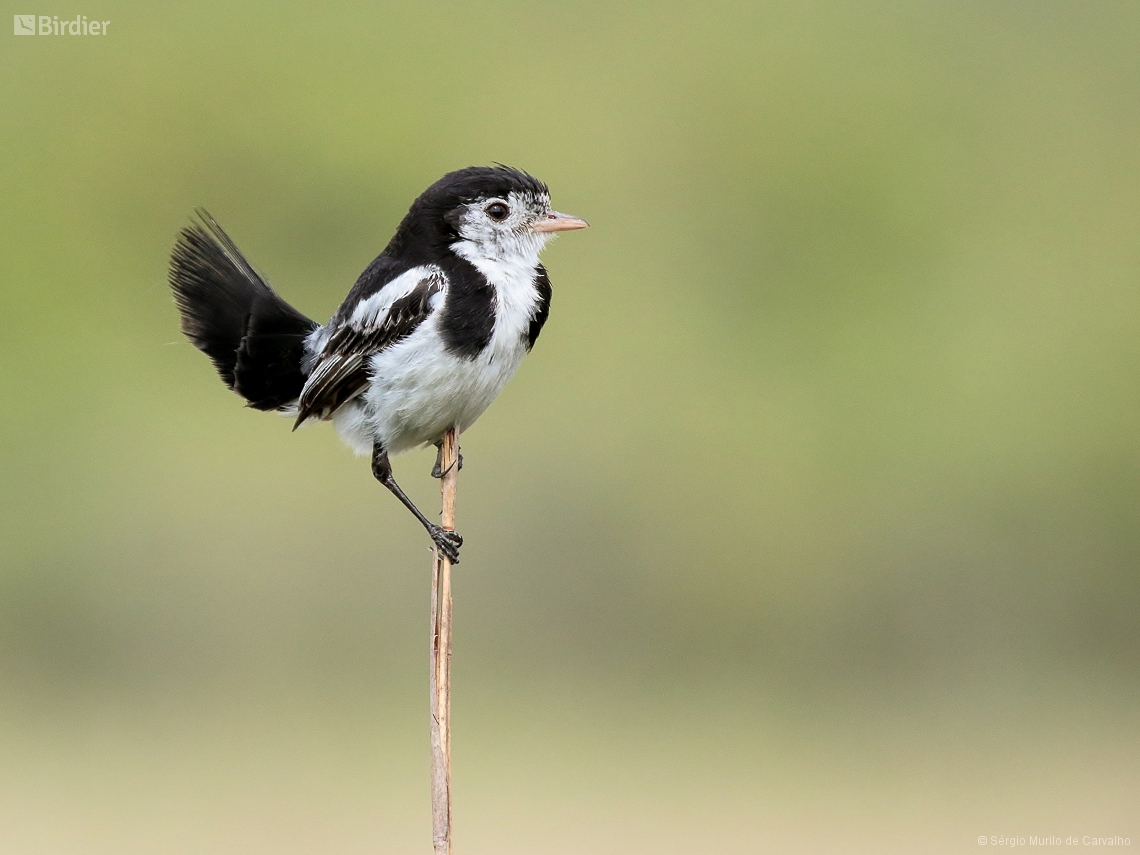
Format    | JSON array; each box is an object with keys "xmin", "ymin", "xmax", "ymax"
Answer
[{"xmin": 530, "ymin": 211, "xmax": 590, "ymax": 233}]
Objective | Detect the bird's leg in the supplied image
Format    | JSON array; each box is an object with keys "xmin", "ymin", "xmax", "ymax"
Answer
[
  {"xmin": 372, "ymin": 443, "xmax": 463, "ymax": 563},
  {"xmin": 431, "ymin": 440, "xmax": 464, "ymax": 479}
]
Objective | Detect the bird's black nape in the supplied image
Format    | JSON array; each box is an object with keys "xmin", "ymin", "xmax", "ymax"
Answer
[{"xmin": 169, "ymin": 210, "xmax": 318, "ymax": 411}]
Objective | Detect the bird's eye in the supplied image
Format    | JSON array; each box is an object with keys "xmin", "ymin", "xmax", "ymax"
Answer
[{"xmin": 485, "ymin": 202, "xmax": 510, "ymax": 221}]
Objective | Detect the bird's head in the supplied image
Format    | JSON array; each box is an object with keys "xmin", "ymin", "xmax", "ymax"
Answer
[{"xmin": 390, "ymin": 165, "xmax": 588, "ymax": 268}]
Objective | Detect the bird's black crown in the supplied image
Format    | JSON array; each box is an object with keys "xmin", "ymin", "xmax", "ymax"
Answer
[
  {"xmin": 384, "ymin": 165, "xmax": 548, "ymax": 262},
  {"xmin": 420, "ymin": 165, "xmax": 549, "ymax": 206}
]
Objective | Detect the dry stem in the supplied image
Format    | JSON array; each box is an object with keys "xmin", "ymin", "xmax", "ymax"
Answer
[{"xmin": 430, "ymin": 426, "xmax": 458, "ymax": 854}]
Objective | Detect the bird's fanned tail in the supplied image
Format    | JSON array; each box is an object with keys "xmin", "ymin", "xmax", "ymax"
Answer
[{"xmin": 169, "ymin": 210, "xmax": 319, "ymax": 411}]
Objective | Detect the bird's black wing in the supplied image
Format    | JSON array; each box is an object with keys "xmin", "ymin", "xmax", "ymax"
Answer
[{"xmin": 293, "ymin": 269, "xmax": 446, "ymax": 429}]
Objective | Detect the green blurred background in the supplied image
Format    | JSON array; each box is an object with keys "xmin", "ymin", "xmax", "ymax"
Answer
[{"xmin": 2, "ymin": 2, "xmax": 1137, "ymax": 852}]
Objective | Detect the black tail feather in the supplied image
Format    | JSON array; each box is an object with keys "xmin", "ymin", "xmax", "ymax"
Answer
[{"xmin": 169, "ymin": 210, "xmax": 319, "ymax": 411}]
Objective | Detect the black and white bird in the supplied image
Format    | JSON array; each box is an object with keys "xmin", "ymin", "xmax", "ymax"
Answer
[{"xmin": 169, "ymin": 165, "xmax": 588, "ymax": 563}]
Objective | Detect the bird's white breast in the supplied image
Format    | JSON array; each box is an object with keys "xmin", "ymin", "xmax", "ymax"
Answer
[{"xmin": 331, "ymin": 255, "xmax": 541, "ymax": 456}]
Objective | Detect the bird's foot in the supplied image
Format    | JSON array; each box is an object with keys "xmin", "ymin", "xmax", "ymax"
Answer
[
  {"xmin": 428, "ymin": 525, "xmax": 463, "ymax": 564},
  {"xmin": 431, "ymin": 449, "xmax": 464, "ymax": 479}
]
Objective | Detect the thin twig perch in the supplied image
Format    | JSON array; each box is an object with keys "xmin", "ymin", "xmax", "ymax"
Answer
[{"xmin": 430, "ymin": 426, "xmax": 458, "ymax": 854}]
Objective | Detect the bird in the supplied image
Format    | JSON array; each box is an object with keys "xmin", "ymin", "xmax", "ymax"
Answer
[{"xmin": 169, "ymin": 165, "xmax": 588, "ymax": 563}]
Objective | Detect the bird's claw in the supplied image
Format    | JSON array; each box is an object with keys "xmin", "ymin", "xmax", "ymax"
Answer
[
  {"xmin": 431, "ymin": 450, "xmax": 464, "ymax": 479},
  {"xmin": 429, "ymin": 525, "xmax": 463, "ymax": 564}
]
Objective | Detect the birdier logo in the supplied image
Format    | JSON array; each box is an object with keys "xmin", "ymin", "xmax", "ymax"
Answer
[{"xmin": 13, "ymin": 15, "xmax": 110, "ymax": 35}]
